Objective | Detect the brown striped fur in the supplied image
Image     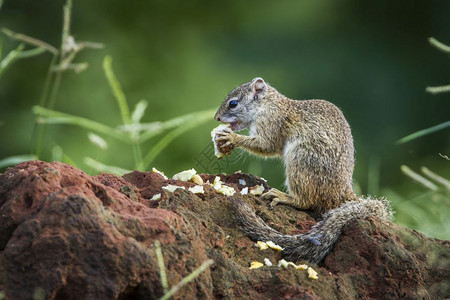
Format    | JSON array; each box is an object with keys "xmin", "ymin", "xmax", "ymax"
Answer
[{"xmin": 214, "ymin": 77, "xmax": 392, "ymax": 263}]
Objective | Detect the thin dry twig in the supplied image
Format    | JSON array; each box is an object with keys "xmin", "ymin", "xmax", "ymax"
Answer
[{"xmin": 1, "ymin": 28, "xmax": 58, "ymax": 54}]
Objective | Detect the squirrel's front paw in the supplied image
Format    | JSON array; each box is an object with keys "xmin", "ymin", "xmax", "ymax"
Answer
[{"xmin": 215, "ymin": 129, "xmax": 238, "ymax": 153}]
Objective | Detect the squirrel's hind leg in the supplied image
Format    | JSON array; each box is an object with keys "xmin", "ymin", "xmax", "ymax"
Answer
[{"xmin": 262, "ymin": 188, "xmax": 314, "ymax": 210}]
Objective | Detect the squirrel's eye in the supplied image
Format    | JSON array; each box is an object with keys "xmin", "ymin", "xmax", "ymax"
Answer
[{"xmin": 228, "ymin": 100, "xmax": 238, "ymax": 108}]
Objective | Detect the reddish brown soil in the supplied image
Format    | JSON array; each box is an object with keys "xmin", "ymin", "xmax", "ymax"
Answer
[{"xmin": 0, "ymin": 161, "xmax": 448, "ymax": 299}]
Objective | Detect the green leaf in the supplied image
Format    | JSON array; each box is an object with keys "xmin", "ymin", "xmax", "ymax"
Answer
[
  {"xmin": 103, "ymin": 56, "xmax": 132, "ymax": 125},
  {"xmin": 138, "ymin": 109, "xmax": 216, "ymax": 143},
  {"xmin": 61, "ymin": 153, "xmax": 78, "ymax": 168},
  {"xmin": 428, "ymin": 37, "xmax": 450, "ymax": 54},
  {"xmin": 0, "ymin": 154, "xmax": 38, "ymax": 169},
  {"xmin": 425, "ymin": 85, "xmax": 450, "ymax": 95},
  {"xmin": 396, "ymin": 121, "xmax": 450, "ymax": 144},
  {"xmin": 84, "ymin": 157, "xmax": 131, "ymax": 175},
  {"xmin": 0, "ymin": 43, "xmax": 24, "ymax": 78},
  {"xmin": 132, "ymin": 99, "xmax": 148, "ymax": 124},
  {"xmin": 400, "ymin": 165, "xmax": 438, "ymax": 191},
  {"xmin": 142, "ymin": 109, "xmax": 214, "ymax": 169},
  {"xmin": 32, "ymin": 105, "xmax": 131, "ymax": 142},
  {"xmin": 17, "ymin": 47, "xmax": 47, "ymax": 58}
]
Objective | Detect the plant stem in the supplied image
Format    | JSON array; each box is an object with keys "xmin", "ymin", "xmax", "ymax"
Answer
[
  {"xmin": 0, "ymin": 43, "xmax": 24, "ymax": 78},
  {"xmin": 142, "ymin": 110, "xmax": 214, "ymax": 169},
  {"xmin": 1, "ymin": 28, "xmax": 58, "ymax": 54},
  {"xmin": 425, "ymin": 85, "xmax": 450, "ymax": 95},
  {"xmin": 428, "ymin": 37, "xmax": 450, "ymax": 54},
  {"xmin": 159, "ymin": 259, "xmax": 214, "ymax": 300},
  {"xmin": 154, "ymin": 240, "xmax": 169, "ymax": 293},
  {"xmin": 396, "ymin": 121, "xmax": 450, "ymax": 144},
  {"xmin": 103, "ymin": 56, "xmax": 132, "ymax": 125},
  {"xmin": 132, "ymin": 141, "xmax": 144, "ymax": 170},
  {"xmin": 401, "ymin": 165, "xmax": 438, "ymax": 191},
  {"xmin": 32, "ymin": 54, "xmax": 59, "ymax": 158},
  {"xmin": 32, "ymin": 106, "xmax": 131, "ymax": 142}
]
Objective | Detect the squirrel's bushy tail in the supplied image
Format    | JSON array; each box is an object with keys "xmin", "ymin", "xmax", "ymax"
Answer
[{"xmin": 230, "ymin": 197, "xmax": 392, "ymax": 264}]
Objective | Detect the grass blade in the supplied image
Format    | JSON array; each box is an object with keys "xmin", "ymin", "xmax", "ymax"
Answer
[
  {"xmin": 52, "ymin": 145, "xmax": 63, "ymax": 161},
  {"xmin": 132, "ymin": 99, "xmax": 148, "ymax": 124},
  {"xmin": 17, "ymin": 47, "xmax": 47, "ymax": 58},
  {"xmin": 0, "ymin": 154, "xmax": 38, "ymax": 169},
  {"xmin": 142, "ymin": 110, "xmax": 214, "ymax": 169},
  {"xmin": 1, "ymin": 28, "xmax": 58, "ymax": 54},
  {"xmin": 138, "ymin": 109, "xmax": 216, "ymax": 143},
  {"xmin": 439, "ymin": 153, "xmax": 450, "ymax": 161},
  {"xmin": 87, "ymin": 132, "xmax": 108, "ymax": 150},
  {"xmin": 421, "ymin": 167, "xmax": 450, "ymax": 190},
  {"xmin": 425, "ymin": 85, "xmax": 450, "ymax": 95},
  {"xmin": 428, "ymin": 37, "xmax": 450, "ymax": 54},
  {"xmin": 0, "ymin": 43, "xmax": 24, "ymax": 78},
  {"xmin": 401, "ymin": 165, "xmax": 438, "ymax": 191},
  {"xmin": 78, "ymin": 41, "xmax": 104, "ymax": 49},
  {"xmin": 154, "ymin": 240, "xmax": 168, "ymax": 293},
  {"xmin": 396, "ymin": 121, "xmax": 450, "ymax": 144},
  {"xmin": 32, "ymin": 105, "xmax": 131, "ymax": 142},
  {"xmin": 84, "ymin": 157, "xmax": 131, "ymax": 175},
  {"xmin": 159, "ymin": 259, "xmax": 214, "ymax": 300},
  {"xmin": 61, "ymin": 0, "xmax": 72, "ymax": 56},
  {"xmin": 103, "ymin": 56, "xmax": 132, "ymax": 125}
]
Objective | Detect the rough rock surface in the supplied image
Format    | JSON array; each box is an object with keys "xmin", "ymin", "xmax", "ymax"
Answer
[{"xmin": 0, "ymin": 161, "xmax": 448, "ymax": 299}]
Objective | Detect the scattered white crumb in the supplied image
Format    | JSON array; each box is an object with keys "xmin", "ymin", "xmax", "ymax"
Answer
[
  {"xmin": 211, "ymin": 176, "xmax": 235, "ymax": 196},
  {"xmin": 213, "ymin": 176, "xmax": 223, "ymax": 190},
  {"xmin": 292, "ymin": 263, "xmax": 308, "ymax": 270},
  {"xmin": 260, "ymin": 177, "xmax": 267, "ymax": 182},
  {"xmin": 239, "ymin": 179, "xmax": 247, "ymax": 186},
  {"xmin": 150, "ymin": 193, "xmax": 161, "ymax": 201},
  {"xmin": 225, "ymin": 235, "xmax": 230, "ymax": 239},
  {"xmin": 278, "ymin": 259, "xmax": 289, "ymax": 268},
  {"xmin": 152, "ymin": 167, "xmax": 168, "ymax": 180},
  {"xmin": 308, "ymin": 267, "xmax": 319, "ymax": 279},
  {"xmin": 255, "ymin": 241, "xmax": 269, "ymax": 250},
  {"xmin": 217, "ymin": 185, "xmax": 236, "ymax": 196},
  {"xmin": 264, "ymin": 258, "xmax": 273, "ymax": 267},
  {"xmin": 240, "ymin": 187, "xmax": 249, "ymax": 195},
  {"xmin": 191, "ymin": 174, "xmax": 204, "ymax": 185},
  {"xmin": 162, "ymin": 185, "xmax": 185, "ymax": 193},
  {"xmin": 249, "ymin": 261, "xmax": 264, "ymax": 269},
  {"xmin": 250, "ymin": 185, "xmax": 264, "ymax": 195},
  {"xmin": 172, "ymin": 168, "xmax": 196, "ymax": 181},
  {"xmin": 188, "ymin": 185, "xmax": 204, "ymax": 194},
  {"xmin": 266, "ymin": 241, "xmax": 283, "ymax": 251}
]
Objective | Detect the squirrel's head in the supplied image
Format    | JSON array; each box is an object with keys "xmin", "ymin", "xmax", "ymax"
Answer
[{"xmin": 214, "ymin": 77, "xmax": 269, "ymax": 131}]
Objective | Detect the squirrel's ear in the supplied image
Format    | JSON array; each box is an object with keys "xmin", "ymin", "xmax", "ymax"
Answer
[{"xmin": 251, "ymin": 77, "xmax": 267, "ymax": 97}]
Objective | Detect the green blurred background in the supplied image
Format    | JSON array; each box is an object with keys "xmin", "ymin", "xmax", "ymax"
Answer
[{"xmin": 0, "ymin": 0, "xmax": 449, "ymax": 239}]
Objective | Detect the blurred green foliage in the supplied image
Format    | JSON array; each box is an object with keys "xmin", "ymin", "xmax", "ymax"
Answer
[{"xmin": 0, "ymin": 0, "xmax": 449, "ymax": 239}]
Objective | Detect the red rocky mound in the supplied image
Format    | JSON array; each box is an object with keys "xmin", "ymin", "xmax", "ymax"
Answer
[{"xmin": 0, "ymin": 161, "xmax": 448, "ymax": 299}]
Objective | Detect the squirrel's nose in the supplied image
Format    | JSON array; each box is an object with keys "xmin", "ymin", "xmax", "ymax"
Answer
[{"xmin": 214, "ymin": 113, "xmax": 221, "ymax": 122}]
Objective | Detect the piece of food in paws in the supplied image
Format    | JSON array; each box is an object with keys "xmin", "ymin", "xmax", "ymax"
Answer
[{"xmin": 211, "ymin": 124, "xmax": 234, "ymax": 158}]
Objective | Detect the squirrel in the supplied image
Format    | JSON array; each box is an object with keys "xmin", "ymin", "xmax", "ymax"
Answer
[{"xmin": 214, "ymin": 77, "xmax": 392, "ymax": 264}]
